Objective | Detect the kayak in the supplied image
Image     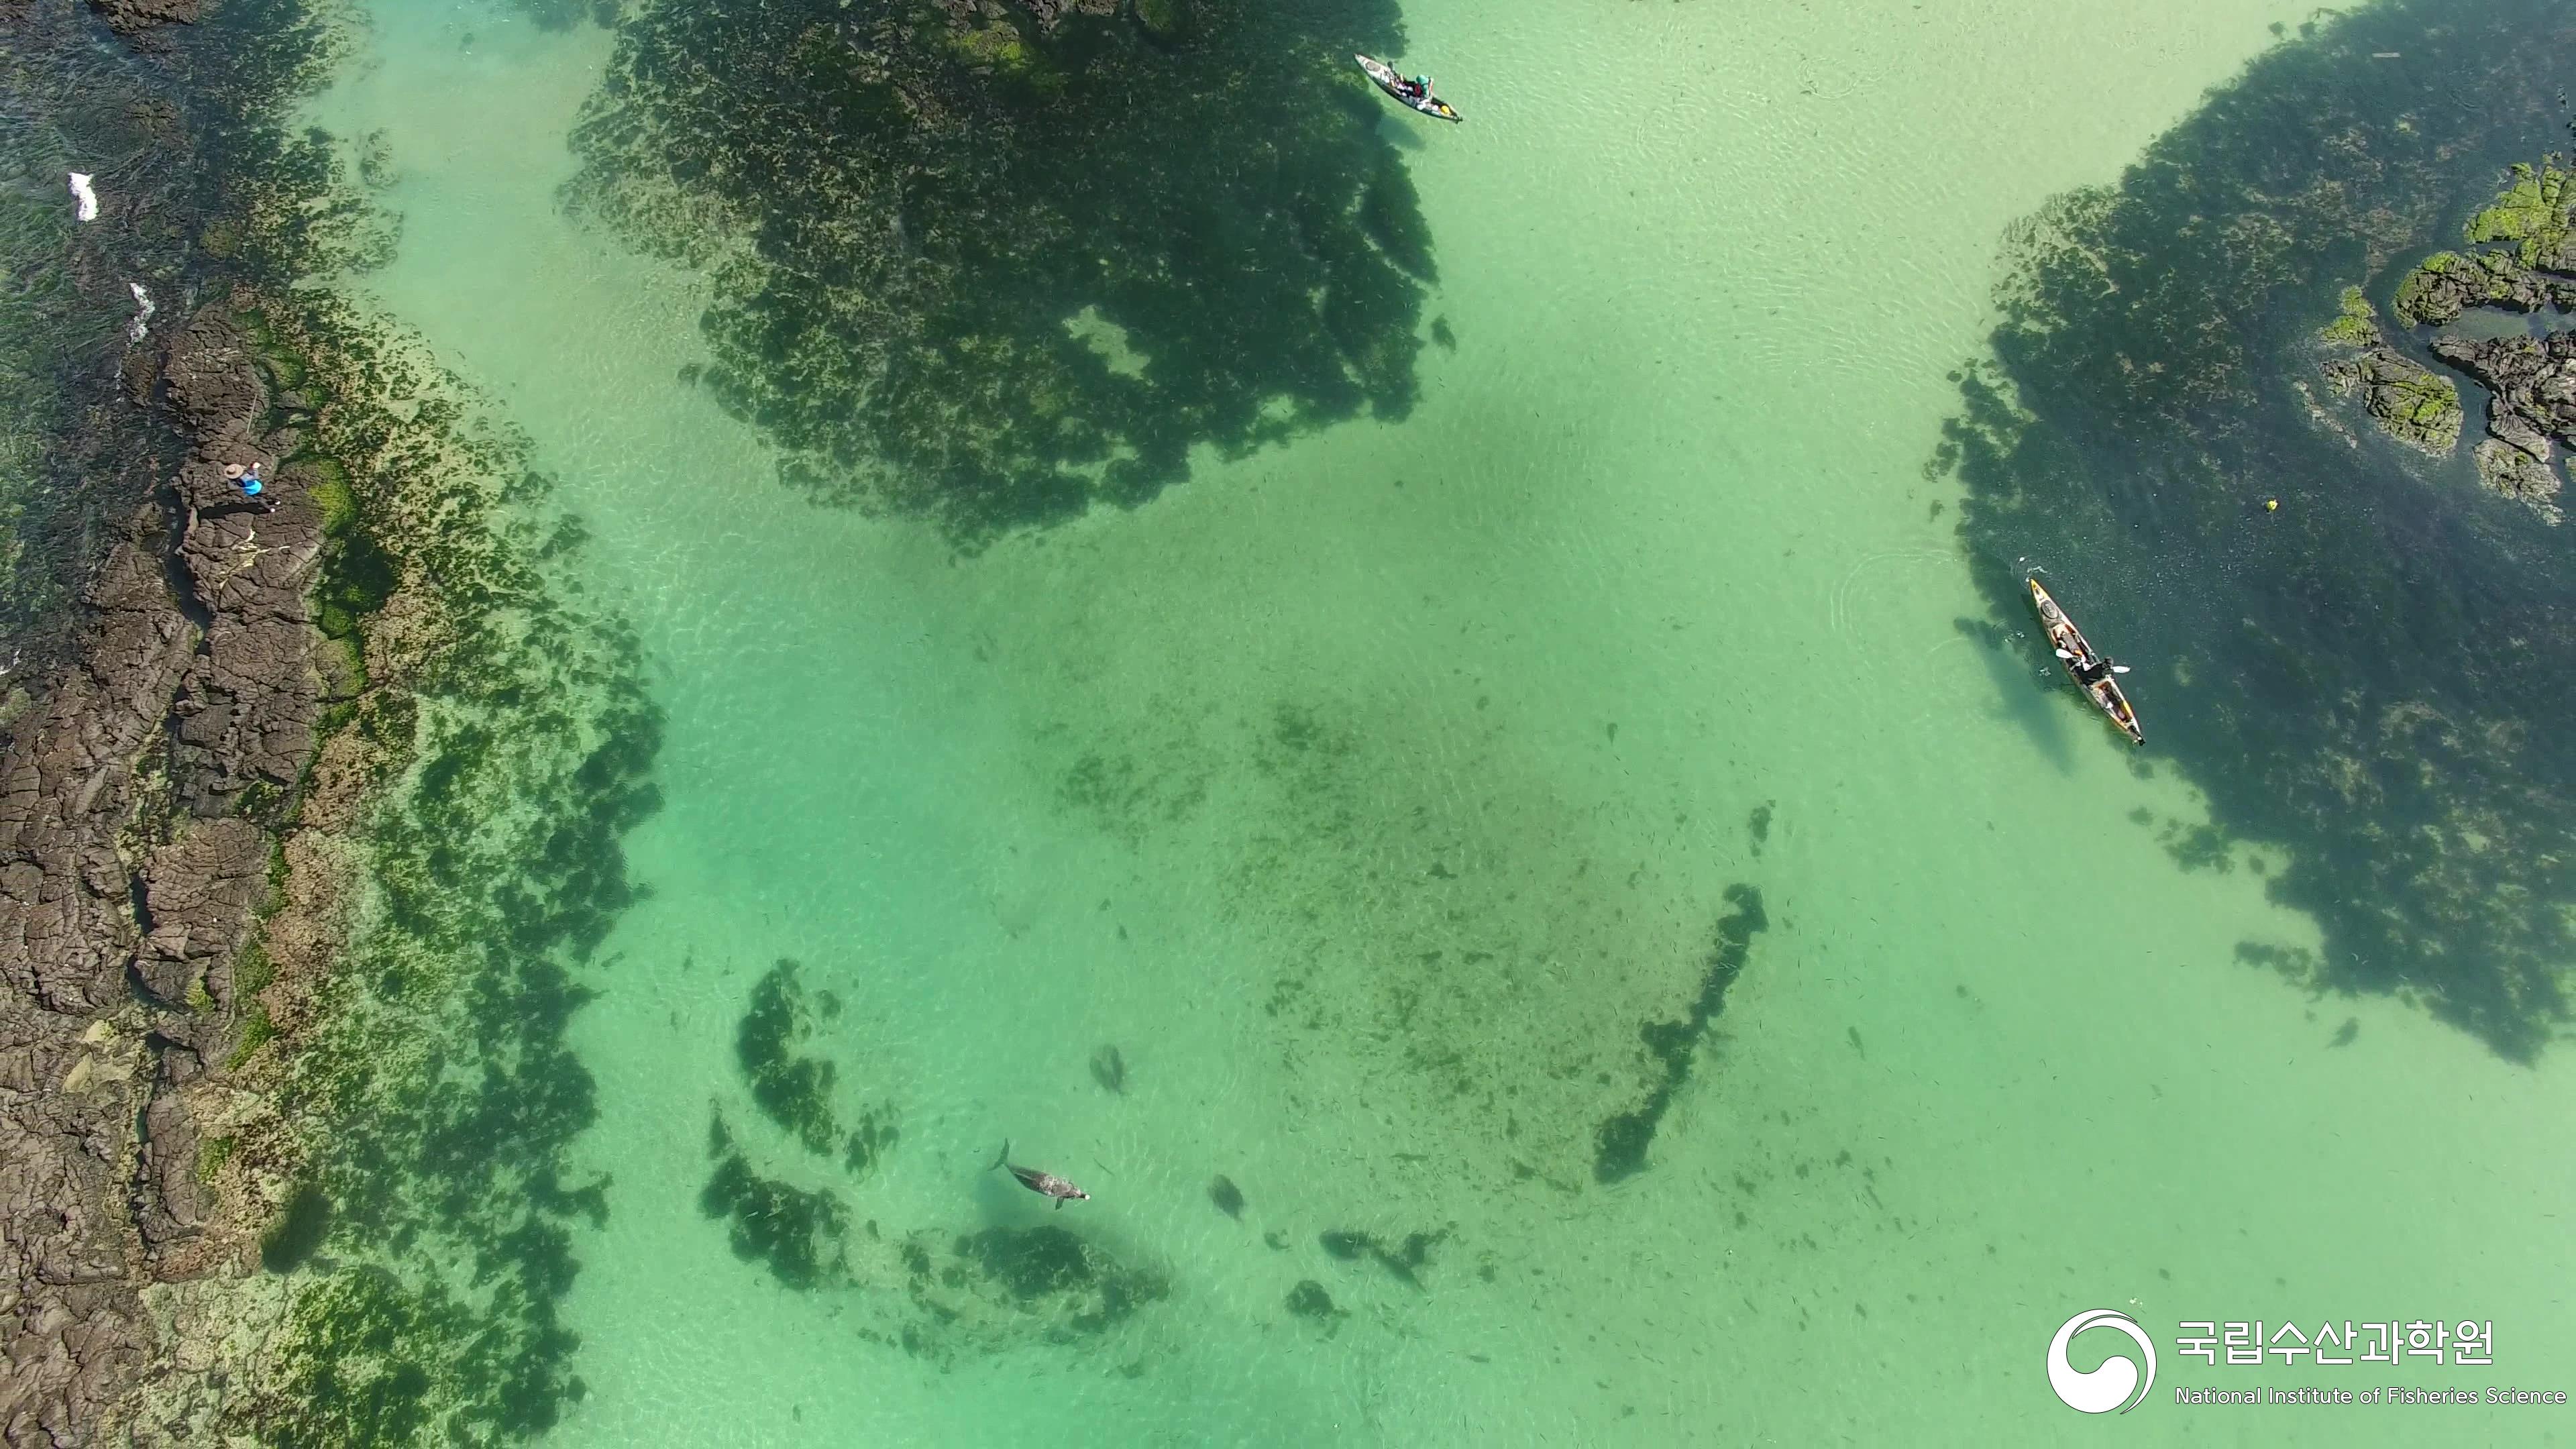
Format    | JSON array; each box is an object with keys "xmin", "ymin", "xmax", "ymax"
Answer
[
  {"xmin": 1356, "ymin": 54, "xmax": 1462, "ymax": 123},
  {"xmin": 2027, "ymin": 576, "xmax": 2143, "ymax": 745}
]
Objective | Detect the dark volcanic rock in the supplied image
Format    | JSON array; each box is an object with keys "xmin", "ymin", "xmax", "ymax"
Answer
[
  {"xmin": 1, "ymin": 305, "xmax": 329, "ymax": 1442},
  {"xmin": 87, "ymin": 0, "xmax": 201, "ymax": 36},
  {"xmin": 2431, "ymin": 331, "xmax": 2576, "ymax": 448},
  {"xmin": 2428, "ymin": 330, "xmax": 2576, "ymax": 520}
]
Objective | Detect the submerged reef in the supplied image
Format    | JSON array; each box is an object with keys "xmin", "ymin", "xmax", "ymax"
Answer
[
  {"xmin": 218, "ymin": 290, "xmax": 653, "ymax": 1448},
  {"xmin": 1939, "ymin": 0, "xmax": 2576, "ymax": 1059},
  {"xmin": 1593, "ymin": 885, "xmax": 1770, "ymax": 1183},
  {"xmin": 562, "ymin": 0, "xmax": 1432, "ymax": 543},
  {"xmin": 703, "ymin": 1113, "xmax": 853, "ymax": 1291},
  {"xmin": 724, "ymin": 957, "xmax": 901, "ymax": 1175},
  {"xmin": 738, "ymin": 958, "xmax": 845, "ymax": 1155}
]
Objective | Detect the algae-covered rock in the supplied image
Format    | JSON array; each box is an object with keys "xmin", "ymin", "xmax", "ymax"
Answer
[
  {"xmin": 2465, "ymin": 158, "xmax": 2576, "ymax": 269},
  {"xmin": 2430, "ymin": 330, "xmax": 2576, "ymax": 451},
  {"xmin": 2341, "ymin": 347, "xmax": 2462, "ymax": 453},
  {"xmin": 2320, "ymin": 284, "xmax": 2377, "ymax": 347},
  {"xmin": 2471, "ymin": 439, "xmax": 2565, "ymax": 522},
  {"xmin": 2390, "ymin": 249, "xmax": 2552, "ymax": 326}
]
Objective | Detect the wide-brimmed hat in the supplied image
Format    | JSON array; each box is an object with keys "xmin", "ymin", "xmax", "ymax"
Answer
[{"xmin": 222, "ymin": 464, "xmax": 245, "ymax": 480}]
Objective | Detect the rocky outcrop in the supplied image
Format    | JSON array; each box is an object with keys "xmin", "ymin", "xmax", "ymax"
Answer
[
  {"xmin": 2431, "ymin": 330, "xmax": 2576, "ymax": 450},
  {"xmin": 2428, "ymin": 331, "xmax": 2576, "ymax": 521},
  {"xmin": 2324, "ymin": 160, "xmax": 2576, "ymax": 519},
  {"xmin": 1, "ymin": 306, "xmax": 327, "ymax": 1447},
  {"xmin": 2322, "ymin": 345, "xmax": 2462, "ymax": 454},
  {"xmin": 84, "ymin": 0, "xmax": 199, "ymax": 36},
  {"xmin": 2389, "ymin": 248, "xmax": 2567, "ymax": 327}
]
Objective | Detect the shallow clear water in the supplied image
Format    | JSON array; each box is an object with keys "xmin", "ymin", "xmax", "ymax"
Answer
[{"xmin": 292, "ymin": 0, "xmax": 2576, "ymax": 1441}]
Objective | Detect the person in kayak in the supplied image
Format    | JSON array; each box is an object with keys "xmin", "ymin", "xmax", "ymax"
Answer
[
  {"xmin": 2074, "ymin": 653, "xmax": 2120, "ymax": 688},
  {"xmin": 1405, "ymin": 74, "xmax": 1434, "ymax": 101}
]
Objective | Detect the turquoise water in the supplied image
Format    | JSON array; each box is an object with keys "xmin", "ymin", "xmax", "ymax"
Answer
[{"xmin": 272, "ymin": 0, "xmax": 2576, "ymax": 1441}]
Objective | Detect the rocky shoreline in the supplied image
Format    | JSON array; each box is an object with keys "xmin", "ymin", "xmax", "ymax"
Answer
[
  {"xmin": 5, "ymin": 1, "xmax": 662, "ymax": 1442},
  {"xmin": 1, "ymin": 301, "xmax": 337, "ymax": 1444}
]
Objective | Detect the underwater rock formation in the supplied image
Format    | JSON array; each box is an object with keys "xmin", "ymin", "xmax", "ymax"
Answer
[
  {"xmin": 1593, "ymin": 885, "xmax": 1769, "ymax": 1183},
  {"xmin": 1285, "ymin": 1279, "xmax": 1342, "ymax": 1322},
  {"xmin": 562, "ymin": 0, "xmax": 1431, "ymax": 543},
  {"xmin": 1945, "ymin": 0, "xmax": 2576, "ymax": 1060},
  {"xmin": 1207, "ymin": 1174, "xmax": 1243, "ymax": 1219}
]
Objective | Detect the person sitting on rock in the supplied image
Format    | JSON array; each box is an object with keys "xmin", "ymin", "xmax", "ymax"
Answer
[{"xmin": 224, "ymin": 462, "xmax": 274, "ymax": 512}]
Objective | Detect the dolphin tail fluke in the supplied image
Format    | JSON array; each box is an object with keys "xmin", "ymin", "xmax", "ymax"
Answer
[{"xmin": 989, "ymin": 1140, "xmax": 1010, "ymax": 1173}]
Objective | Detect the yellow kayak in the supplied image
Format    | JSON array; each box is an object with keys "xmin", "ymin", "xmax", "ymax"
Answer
[{"xmin": 2027, "ymin": 576, "xmax": 2143, "ymax": 745}]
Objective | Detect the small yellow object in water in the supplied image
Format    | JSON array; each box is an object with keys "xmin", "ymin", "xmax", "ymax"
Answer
[{"xmin": 2265, "ymin": 498, "xmax": 2279, "ymax": 511}]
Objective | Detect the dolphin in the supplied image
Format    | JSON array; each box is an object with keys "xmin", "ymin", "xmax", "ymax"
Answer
[{"xmin": 991, "ymin": 1141, "xmax": 1090, "ymax": 1209}]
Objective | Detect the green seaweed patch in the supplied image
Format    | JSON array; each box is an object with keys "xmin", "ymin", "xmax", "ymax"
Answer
[
  {"xmin": 843, "ymin": 1110, "xmax": 899, "ymax": 1177},
  {"xmin": 1133, "ymin": 0, "xmax": 1194, "ymax": 44},
  {"xmin": 952, "ymin": 1225, "xmax": 1168, "ymax": 1332},
  {"xmin": 134, "ymin": 0, "xmax": 665, "ymax": 1440},
  {"xmin": 1318, "ymin": 1226, "xmax": 1447, "ymax": 1289},
  {"xmin": 259, "ymin": 1254, "xmax": 590, "ymax": 1449},
  {"xmin": 239, "ymin": 288, "xmax": 660, "ymax": 1444},
  {"xmin": 2320, "ymin": 285, "xmax": 2377, "ymax": 347},
  {"xmin": 2235, "ymin": 941, "xmax": 2323, "ymax": 991},
  {"xmin": 227, "ymin": 1002, "xmax": 278, "ymax": 1069},
  {"xmin": 562, "ymin": 0, "xmax": 1430, "ymax": 545},
  {"xmin": 737, "ymin": 957, "xmax": 843, "ymax": 1156},
  {"xmin": 1594, "ymin": 885, "xmax": 1769, "ymax": 1183},
  {"xmin": 197, "ymin": 1134, "xmax": 239, "ymax": 1185},
  {"xmin": 2159, "ymin": 818, "xmax": 2233, "ymax": 873},
  {"xmin": 2464, "ymin": 158, "xmax": 2576, "ymax": 268},
  {"xmin": 702, "ymin": 1113, "xmax": 852, "ymax": 1291}
]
